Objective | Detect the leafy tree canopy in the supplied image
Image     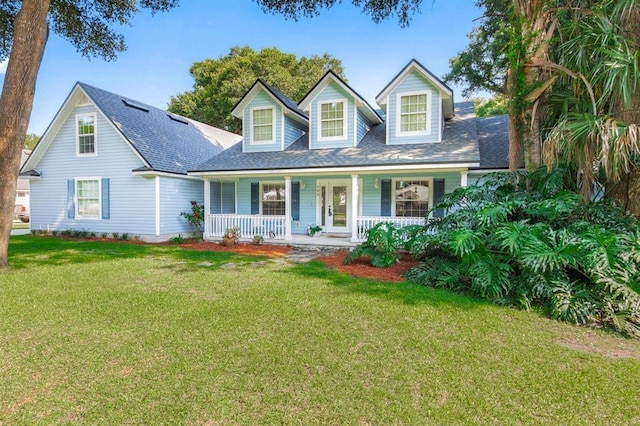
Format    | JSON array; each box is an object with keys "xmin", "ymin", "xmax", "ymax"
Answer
[
  {"xmin": 255, "ymin": 0, "xmax": 425, "ymax": 27},
  {"xmin": 168, "ymin": 46, "xmax": 345, "ymax": 134},
  {"xmin": 443, "ymin": 0, "xmax": 511, "ymax": 97},
  {"xmin": 0, "ymin": 0, "xmax": 178, "ymax": 62},
  {"xmin": 473, "ymin": 94, "xmax": 508, "ymax": 117},
  {"xmin": 24, "ymin": 133, "xmax": 39, "ymax": 150}
]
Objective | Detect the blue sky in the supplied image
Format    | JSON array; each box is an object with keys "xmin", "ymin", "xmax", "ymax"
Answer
[{"xmin": 5, "ymin": 0, "xmax": 484, "ymax": 135}]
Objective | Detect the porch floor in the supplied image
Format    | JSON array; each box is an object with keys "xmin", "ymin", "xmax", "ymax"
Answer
[{"xmin": 238, "ymin": 233, "xmax": 357, "ymax": 250}]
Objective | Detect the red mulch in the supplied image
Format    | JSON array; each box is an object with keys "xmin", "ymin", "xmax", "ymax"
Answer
[
  {"xmin": 177, "ymin": 241, "xmax": 291, "ymax": 258},
  {"xmin": 316, "ymin": 251, "xmax": 418, "ymax": 283},
  {"xmin": 175, "ymin": 241, "xmax": 415, "ymax": 282}
]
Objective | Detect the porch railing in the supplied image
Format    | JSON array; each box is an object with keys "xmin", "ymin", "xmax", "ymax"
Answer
[
  {"xmin": 206, "ymin": 214, "xmax": 287, "ymax": 240},
  {"xmin": 355, "ymin": 216, "xmax": 426, "ymax": 241}
]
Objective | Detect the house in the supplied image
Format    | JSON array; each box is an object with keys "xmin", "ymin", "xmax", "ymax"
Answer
[
  {"xmin": 20, "ymin": 82, "xmax": 241, "ymax": 241},
  {"xmin": 21, "ymin": 59, "xmax": 509, "ymax": 244},
  {"xmin": 188, "ymin": 59, "xmax": 510, "ymax": 243},
  {"xmin": 14, "ymin": 149, "xmax": 31, "ymax": 221}
]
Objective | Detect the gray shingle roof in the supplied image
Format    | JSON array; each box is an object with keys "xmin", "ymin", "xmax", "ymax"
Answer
[
  {"xmin": 192, "ymin": 102, "xmax": 480, "ymax": 172},
  {"xmin": 259, "ymin": 80, "xmax": 308, "ymax": 120},
  {"xmin": 475, "ymin": 114, "xmax": 511, "ymax": 169},
  {"xmin": 79, "ymin": 82, "xmax": 239, "ymax": 175}
]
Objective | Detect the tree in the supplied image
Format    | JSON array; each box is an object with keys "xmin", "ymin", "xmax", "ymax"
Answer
[
  {"xmin": 168, "ymin": 46, "xmax": 344, "ymax": 134},
  {"xmin": 0, "ymin": 0, "xmax": 178, "ymax": 269},
  {"xmin": 24, "ymin": 133, "xmax": 39, "ymax": 150},
  {"xmin": 255, "ymin": 0, "xmax": 426, "ymax": 27},
  {"xmin": 473, "ymin": 95, "xmax": 509, "ymax": 117},
  {"xmin": 543, "ymin": 0, "xmax": 640, "ymax": 211}
]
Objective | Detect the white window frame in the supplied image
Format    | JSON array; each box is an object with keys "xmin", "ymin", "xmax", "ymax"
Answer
[
  {"xmin": 395, "ymin": 90, "xmax": 431, "ymax": 137},
  {"xmin": 317, "ymin": 98, "xmax": 348, "ymax": 141},
  {"xmin": 250, "ymin": 106, "xmax": 276, "ymax": 145},
  {"xmin": 75, "ymin": 177, "xmax": 102, "ymax": 219},
  {"xmin": 391, "ymin": 177, "xmax": 434, "ymax": 218},
  {"xmin": 76, "ymin": 113, "xmax": 98, "ymax": 157},
  {"xmin": 260, "ymin": 181, "xmax": 286, "ymax": 216}
]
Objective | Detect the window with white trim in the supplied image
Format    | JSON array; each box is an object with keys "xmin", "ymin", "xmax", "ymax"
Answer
[
  {"xmin": 397, "ymin": 91, "xmax": 430, "ymax": 135},
  {"xmin": 262, "ymin": 183, "xmax": 286, "ymax": 216},
  {"xmin": 319, "ymin": 100, "xmax": 346, "ymax": 139},
  {"xmin": 394, "ymin": 179, "xmax": 430, "ymax": 217},
  {"xmin": 76, "ymin": 178, "xmax": 101, "ymax": 218},
  {"xmin": 251, "ymin": 107, "xmax": 275, "ymax": 143},
  {"xmin": 77, "ymin": 114, "xmax": 97, "ymax": 155}
]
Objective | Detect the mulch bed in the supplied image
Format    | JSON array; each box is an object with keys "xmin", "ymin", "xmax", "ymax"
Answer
[
  {"xmin": 178, "ymin": 241, "xmax": 291, "ymax": 258},
  {"xmin": 316, "ymin": 251, "xmax": 419, "ymax": 283},
  {"xmin": 175, "ymin": 241, "xmax": 416, "ymax": 282}
]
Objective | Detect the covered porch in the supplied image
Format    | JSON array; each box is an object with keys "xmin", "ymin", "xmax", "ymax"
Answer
[{"xmin": 199, "ymin": 167, "xmax": 470, "ymax": 245}]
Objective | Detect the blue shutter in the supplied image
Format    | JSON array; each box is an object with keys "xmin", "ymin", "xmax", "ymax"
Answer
[
  {"xmin": 211, "ymin": 182, "xmax": 221, "ymax": 214},
  {"xmin": 291, "ymin": 181, "xmax": 300, "ymax": 221},
  {"xmin": 251, "ymin": 182, "xmax": 260, "ymax": 214},
  {"xmin": 433, "ymin": 178, "xmax": 445, "ymax": 218},
  {"xmin": 101, "ymin": 178, "xmax": 110, "ymax": 219},
  {"xmin": 67, "ymin": 179, "xmax": 75, "ymax": 218},
  {"xmin": 380, "ymin": 179, "xmax": 392, "ymax": 216}
]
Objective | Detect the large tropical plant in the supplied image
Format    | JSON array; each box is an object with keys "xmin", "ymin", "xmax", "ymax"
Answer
[{"xmin": 398, "ymin": 168, "xmax": 640, "ymax": 337}]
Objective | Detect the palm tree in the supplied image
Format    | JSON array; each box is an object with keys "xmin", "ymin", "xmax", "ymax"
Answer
[{"xmin": 543, "ymin": 0, "xmax": 640, "ymax": 213}]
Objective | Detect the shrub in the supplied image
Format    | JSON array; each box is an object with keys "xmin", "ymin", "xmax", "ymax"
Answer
[
  {"xmin": 181, "ymin": 201, "xmax": 204, "ymax": 233},
  {"xmin": 171, "ymin": 234, "xmax": 185, "ymax": 244},
  {"xmin": 51, "ymin": 230, "xmax": 59, "ymax": 237},
  {"xmin": 401, "ymin": 167, "xmax": 640, "ymax": 337},
  {"xmin": 344, "ymin": 222, "xmax": 405, "ymax": 268},
  {"xmin": 101, "ymin": 232, "xmax": 108, "ymax": 239},
  {"xmin": 121, "ymin": 233, "xmax": 128, "ymax": 240},
  {"xmin": 112, "ymin": 232, "xmax": 119, "ymax": 239}
]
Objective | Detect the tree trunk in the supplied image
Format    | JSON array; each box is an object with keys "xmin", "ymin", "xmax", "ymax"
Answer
[
  {"xmin": 605, "ymin": 5, "xmax": 640, "ymax": 216},
  {"xmin": 0, "ymin": 0, "xmax": 50, "ymax": 269}
]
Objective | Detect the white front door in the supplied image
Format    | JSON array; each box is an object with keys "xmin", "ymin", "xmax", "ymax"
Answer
[{"xmin": 318, "ymin": 179, "xmax": 351, "ymax": 233}]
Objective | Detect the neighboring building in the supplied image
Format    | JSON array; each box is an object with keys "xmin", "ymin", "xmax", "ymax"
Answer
[
  {"xmin": 21, "ymin": 59, "xmax": 509, "ymax": 243},
  {"xmin": 189, "ymin": 59, "xmax": 509, "ymax": 242},
  {"xmin": 14, "ymin": 149, "xmax": 32, "ymax": 221},
  {"xmin": 20, "ymin": 82, "xmax": 241, "ymax": 241}
]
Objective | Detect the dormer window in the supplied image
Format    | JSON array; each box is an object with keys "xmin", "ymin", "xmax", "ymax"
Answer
[
  {"xmin": 397, "ymin": 91, "xmax": 431, "ymax": 136},
  {"xmin": 76, "ymin": 113, "xmax": 97, "ymax": 156},
  {"xmin": 319, "ymin": 99, "xmax": 347, "ymax": 140},
  {"xmin": 251, "ymin": 106, "xmax": 275, "ymax": 144}
]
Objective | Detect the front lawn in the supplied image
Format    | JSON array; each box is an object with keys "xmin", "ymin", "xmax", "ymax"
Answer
[{"xmin": 1, "ymin": 236, "xmax": 639, "ymax": 424}]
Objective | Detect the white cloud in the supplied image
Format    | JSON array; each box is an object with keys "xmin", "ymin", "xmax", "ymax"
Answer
[{"xmin": 0, "ymin": 58, "xmax": 8, "ymax": 74}]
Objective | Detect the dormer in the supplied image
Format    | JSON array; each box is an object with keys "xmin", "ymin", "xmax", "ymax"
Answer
[
  {"xmin": 375, "ymin": 59, "xmax": 454, "ymax": 145},
  {"xmin": 299, "ymin": 71, "xmax": 382, "ymax": 149},
  {"xmin": 231, "ymin": 80, "xmax": 308, "ymax": 153}
]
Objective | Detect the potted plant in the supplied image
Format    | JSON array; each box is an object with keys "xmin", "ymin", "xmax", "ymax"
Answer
[
  {"xmin": 308, "ymin": 224, "xmax": 323, "ymax": 237},
  {"xmin": 252, "ymin": 235, "xmax": 264, "ymax": 245},
  {"xmin": 222, "ymin": 226, "xmax": 240, "ymax": 246}
]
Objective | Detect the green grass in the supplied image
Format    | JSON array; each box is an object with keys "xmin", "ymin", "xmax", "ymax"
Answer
[{"xmin": 1, "ymin": 235, "xmax": 639, "ymax": 424}]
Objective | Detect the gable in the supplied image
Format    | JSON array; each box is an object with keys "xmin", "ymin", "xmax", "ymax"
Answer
[
  {"xmin": 22, "ymin": 85, "xmax": 149, "ymax": 174},
  {"xmin": 242, "ymin": 90, "xmax": 285, "ymax": 152}
]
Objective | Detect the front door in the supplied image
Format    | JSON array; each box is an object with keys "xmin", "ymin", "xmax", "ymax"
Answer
[{"xmin": 318, "ymin": 180, "xmax": 350, "ymax": 233}]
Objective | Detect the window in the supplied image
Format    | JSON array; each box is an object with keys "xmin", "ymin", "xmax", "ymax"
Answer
[
  {"xmin": 77, "ymin": 114, "xmax": 96, "ymax": 155},
  {"xmin": 395, "ymin": 180, "xmax": 430, "ymax": 217},
  {"xmin": 262, "ymin": 183, "xmax": 285, "ymax": 216},
  {"xmin": 251, "ymin": 107, "xmax": 274, "ymax": 143},
  {"xmin": 319, "ymin": 100, "xmax": 346, "ymax": 139},
  {"xmin": 76, "ymin": 178, "xmax": 101, "ymax": 218},
  {"xmin": 397, "ymin": 91, "xmax": 430, "ymax": 135}
]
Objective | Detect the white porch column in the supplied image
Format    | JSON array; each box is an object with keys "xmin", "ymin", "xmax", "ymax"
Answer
[
  {"xmin": 351, "ymin": 174, "xmax": 359, "ymax": 242},
  {"xmin": 461, "ymin": 170, "xmax": 468, "ymax": 187},
  {"xmin": 203, "ymin": 179, "xmax": 210, "ymax": 238},
  {"xmin": 284, "ymin": 176, "xmax": 292, "ymax": 241}
]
